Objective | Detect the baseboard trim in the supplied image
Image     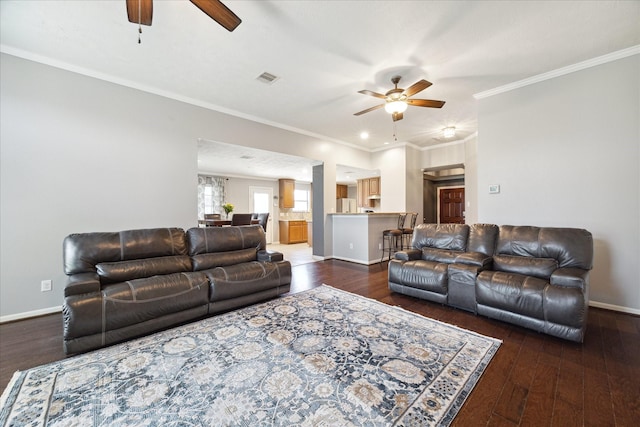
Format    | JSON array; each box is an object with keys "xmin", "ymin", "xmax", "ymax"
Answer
[
  {"xmin": 0, "ymin": 306, "xmax": 62, "ymax": 324},
  {"xmin": 589, "ymin": 301, "xmax": 639, "ymax": 316}
]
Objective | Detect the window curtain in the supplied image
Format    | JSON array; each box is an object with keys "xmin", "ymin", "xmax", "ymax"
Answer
[{"xmin": 197, "ymin": 175, "xmax": 226, "ymax": 220}]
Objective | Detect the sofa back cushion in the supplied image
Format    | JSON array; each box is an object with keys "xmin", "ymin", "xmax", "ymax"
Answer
[
  {"xmin": 64, "ymin": 228, "xmax": 188, "ymax": 275},
  {"xmin": 497, "ymin": 225, "xmax": 593, "ymax": 270},
  {"xmin": 412, "ymin": 224, "xmax": 469, "ymax": 252},
  {"xmin": 96, "ymin": 256, "xmax": 192, "ymax": 284},
  {"xmin": 186, "ymin": 225, "xmax": 266, "ymax": 271},
  {"xmin": 492, "ymin": 254, "xmax": 559, "ymax": 279},
  {"xmin": 467, "ymin": 224, "xmax": 499, "ymax": 256}
]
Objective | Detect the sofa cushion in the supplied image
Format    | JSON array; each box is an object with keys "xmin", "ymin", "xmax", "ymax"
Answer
[
  {"xmin": 96, "ymin": 255, "xmax": 192, "ymax": 284},
  {"xmin": 102, "ymin": 272, "xmax": 209, "ymax": 332},
  {"xmin": 496, "ymin": 225, "xmax": 593, "ymax": 269},
  {"xmin": 64, "ymin": 272, "xmax": 209, "ymax": 338},
  {"xmin": 421, "ymin": 248, "xmax": 464, "ymax": 264},
  {"xmin": 412, "ymin": 224, "xmax": 469, "ymax": 252},
  {"xmin": 187, "ymin": 225, "xmax": 265, "ymax": 255},
  {"xmin": 467, "ymin": 224, "xmax": 499, "ymax": 256},
  {"xmin": 203, "ymin": 261, "xmax": 288, "ymax": 301},
  {"xmin": 191, "ymin": 249, "xmax": 258, "ymax": 271},
  {"xmin": 388, "ymin": 260, "xmax": 448, "ymax": 295},
  {"xmin": 492, "ymin": 254, "xmax": 558, "ymax": 279},
  {"xmin": 476, "ymin": 271, "xmax": 547, "ymax": 319},
  {"xmin": 64, "ymin": 228, "xmax": 187, "ymax": 274}
]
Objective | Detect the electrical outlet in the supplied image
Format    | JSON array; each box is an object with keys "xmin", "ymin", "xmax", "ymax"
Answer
[
  {"xmin": 379, "ymin": 243, "xmax": 382, "ymax": 250},
  {"xmin": 349, "ymin": 243, "xmax": 354, "ymax": 249},
  {"xmin": 41, "ymin": 279, "xmax": 52, "ymax": 292}
]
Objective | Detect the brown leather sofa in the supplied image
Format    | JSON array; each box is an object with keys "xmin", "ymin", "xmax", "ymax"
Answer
[
  {"xmin": 388, "ymin": 223, "xmax": 593, "ymax": 342},
  {"xmin": 62, "ymin": 225, "xmax": 291, "ymax": 354}
]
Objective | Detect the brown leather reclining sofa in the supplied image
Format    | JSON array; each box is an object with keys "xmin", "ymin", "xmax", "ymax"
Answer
[
  {"xmin": 388, "ymin": 224, "xmax": 593, "ymax": 342},
  {"xmin": 62, "ymin": 225, "xmax": 291, "ymax": 354}
]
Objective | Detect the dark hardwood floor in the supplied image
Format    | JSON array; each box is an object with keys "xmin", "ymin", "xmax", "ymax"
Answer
[{"xmin": 1, "ymin": 259, "xmax": 639, "ymax": 425}]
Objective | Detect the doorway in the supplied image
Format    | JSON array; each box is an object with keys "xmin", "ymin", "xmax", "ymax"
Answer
[
  {"xmin": 423, "ymin": 164, "xmax": 465, "ymax": 224},
  {"xmin": 249, "ymin": 186, "xmax": 273, "ymax": 243}
]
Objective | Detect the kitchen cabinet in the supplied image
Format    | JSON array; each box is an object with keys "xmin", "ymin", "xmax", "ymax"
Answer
[
  {"xmin": 336, "ymin": 184, "xmax": 348, "ymax": 199},
  {"xmin": 279, "ymin": 220, "xmax": 308, "ymax": 244},
  {"xmin": 357, "ymin": 177, "xmax": 380, "ymax": 207},
  {"xmin": 279, "ymin": 179, "xmax": 295, "ymax": 209},
  {"xmin": 369, "ymin": 177, "xmax": 380, "ymax": 195}
]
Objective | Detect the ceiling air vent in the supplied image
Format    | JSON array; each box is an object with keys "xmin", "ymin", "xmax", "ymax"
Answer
[{"xmin": 256, "ymin": 72, "xmax": 280, "ymax": 85}]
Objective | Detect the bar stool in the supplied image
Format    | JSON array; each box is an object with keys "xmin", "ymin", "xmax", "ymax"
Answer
[
  {"xmin": 381, "ymin": 213, "xmax": 406, "ymax": 264},
  {"xmin": 402, "ymin": 212, "xmax": 418, "ymax": 249}
]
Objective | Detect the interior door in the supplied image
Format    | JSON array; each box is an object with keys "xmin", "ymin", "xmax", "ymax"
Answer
[
  {"xmin": 439, "ymin": 187, "xmax": 465, "ymax": 224},
  {"xmin": 249, "ymin": 186, "xmax": 273, "ymax": 243}
]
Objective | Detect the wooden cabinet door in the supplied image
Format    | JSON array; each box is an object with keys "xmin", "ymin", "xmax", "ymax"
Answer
[
  {"xmin": 336, "ymin": 184, "xmax": 348, "ymax": 199},
  {"xmin": 279, "ymin": 179, "xmax": 295, "ymax": 208},
  {"xmin": 357, "ymin": 179, "xmax": 371, "ymax": 207},
  {"xmin": 289, "ymin": 222, "xmax": 302, "ymax": 242},
  {"xmin": 369, "ymin": 177, "xmax": 380, "ymax": 195}
]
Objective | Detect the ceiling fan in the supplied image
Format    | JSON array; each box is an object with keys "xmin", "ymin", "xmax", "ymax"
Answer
[
  {"xmin": 126, "ymin": 0, "xmax": 241, "ymax": 33},
  {"xmin": 354, "ymin": 76, "xmax": 445, "ymax": 122}
]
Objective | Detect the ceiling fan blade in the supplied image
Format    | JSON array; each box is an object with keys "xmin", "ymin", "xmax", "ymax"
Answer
[
  {"xmin": 190, "ymin": 0, "xmax": 242, "ymax": 32},
  {"xmin": 126, "ymin": 0, "xmax": 153, "ymax": 26},
  {"xmin": 354, "ymin": 104, "xmax": 385, "ymax": 116},
  {"xmin": 392, "ymin": 112, "xmax": 403, "ymax": 122},
  {"xmin": 358, "ymin": 90, "xmax": 387, "ymax": 99},
  {"xmin": 407, "ymin": 99, "xmax": 446, "ymax": 108},
  {"xmin": 403, "ymin": 79, "xmax": 432, "ymax": 97}
]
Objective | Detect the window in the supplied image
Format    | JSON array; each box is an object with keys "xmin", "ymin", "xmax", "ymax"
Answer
[
  {"xmin": 293, "ymin": 189, "xmax": 309, "ymax": 212},
  {"xmin": 197, "ymin": 175, "xmax": 225, "ymax": 219}
]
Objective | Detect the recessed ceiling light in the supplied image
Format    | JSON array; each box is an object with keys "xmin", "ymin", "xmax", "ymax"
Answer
[
  {"xmin": 360, "ymin": 131, "xmax": 369, "ymax": 139},
  {"xmin": 443, "ymin": 127, "xmax": 456, "ymax": 138}
]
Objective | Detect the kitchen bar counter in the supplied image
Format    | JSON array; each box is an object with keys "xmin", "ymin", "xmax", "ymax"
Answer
[{"xmin": 329, "ymin": 213, "xmax": 404, "ymax": 264}]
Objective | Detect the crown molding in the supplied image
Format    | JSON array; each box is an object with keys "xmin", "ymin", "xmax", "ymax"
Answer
[{"xmin": 474, "ymin": 45, "xmax": 640, "ymax": 99}]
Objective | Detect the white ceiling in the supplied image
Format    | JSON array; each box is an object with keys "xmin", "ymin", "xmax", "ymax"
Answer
[{"xmin": 1, "ymin": 1, "xmax": 638, "ymax": 182}]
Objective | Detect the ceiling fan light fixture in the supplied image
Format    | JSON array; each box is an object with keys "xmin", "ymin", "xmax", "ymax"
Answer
[
  {"xmin": 443, "ymin": 127, "xmax": 456, "ymax": 138},
  {"xmin": 385, "ymin": 100, "xmax": 408, "ymax": 114}
]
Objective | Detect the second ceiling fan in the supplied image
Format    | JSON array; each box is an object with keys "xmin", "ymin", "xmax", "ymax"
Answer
[
  {"xmin": 126, "ymin": 0, "xmax": 241, "ymax": 32},
  {"xmin": 354, "ymin": 76, "xmax": 445, "ymax": 122}
]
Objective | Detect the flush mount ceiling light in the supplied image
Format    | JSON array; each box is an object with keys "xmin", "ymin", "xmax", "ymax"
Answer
[
  {"xmin": 360, "ymin": 131, "xmax": 369, "ymax": 139},
  {"xmin": 443, "ymin": 127, "xmax": 456, "ymax": 138}
]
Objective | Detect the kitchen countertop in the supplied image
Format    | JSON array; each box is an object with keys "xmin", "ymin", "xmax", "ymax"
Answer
[{"xmin": 327, "ymin": 212, "xmax": 403, "ymax": 216}]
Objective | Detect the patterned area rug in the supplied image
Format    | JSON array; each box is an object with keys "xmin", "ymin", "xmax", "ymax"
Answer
[{"xmin": 0, "ymin": 285, "xmax": 500, "ymax": 426}]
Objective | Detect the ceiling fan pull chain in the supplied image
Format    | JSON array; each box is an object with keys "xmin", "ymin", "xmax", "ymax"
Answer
[{"xmin": 138, "ymin": 0, "xmax": 142, "ymax": 44}]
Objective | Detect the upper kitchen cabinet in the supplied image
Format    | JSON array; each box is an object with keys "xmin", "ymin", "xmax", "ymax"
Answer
[
  {"xmin": 357, "ymin": 177, "xmax": 380, "ymax": 207},
  {"xmin": 336, "ymin": 184, "xmax": 348, "ymax": 199},
  {"xmin": 368, "ymin": 177, "xmax": 380, "ymax": 196},
  {"xmin": 279, "ymin": 179, "xmax": 295, "ymax": 209}
]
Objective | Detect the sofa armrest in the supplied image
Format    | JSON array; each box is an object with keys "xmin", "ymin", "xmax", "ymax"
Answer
[
  {"xmin": 394, "ymin": 249, "xmax": 421, "ymax": 261},
  {"xmin": 454, "ymin": 252, "xmax": 493, "ymax": 268},
  {"xmin": 550, "ymin": 267, "xmax": 590, "ymax": 290},
  {"xmin": 257, "ymin": 250, "xmax": 284, "ymax": 262},
  {"xmin": 65, "ymin": 273, "xmax": 101, "ymax": 297}
]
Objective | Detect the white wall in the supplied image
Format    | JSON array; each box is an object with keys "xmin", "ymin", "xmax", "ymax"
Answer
[
  {"xmin": 372, "ymin": 146, "xmax": 406, "ymax": 212},
  {"xmin": 0, "ymin": 54, "xmax": 374, "ymax": 318},
  {"xmin": 477, "ymin": 54, "xmax": 640, "ymax": 312},
  {"xmin": 0, "ymin": 55, "xmax": 203, "ymax": 319}
]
